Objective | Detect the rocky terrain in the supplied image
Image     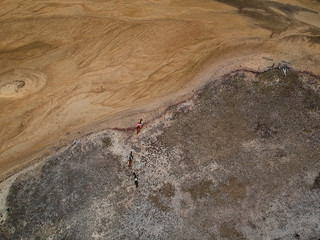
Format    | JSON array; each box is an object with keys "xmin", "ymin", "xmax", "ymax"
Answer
[
  {"xmin": 1, "ymin": 0, "xmax": 320, "ymax": 239},
  {"xmin": 1, "ymin": 68, "xmax": 319, "ymax": 239}
]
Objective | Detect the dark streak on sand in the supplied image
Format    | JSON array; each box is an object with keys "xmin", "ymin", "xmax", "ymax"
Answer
[{"xmin": 215, "ymin": 0, "xmax": 319, "ymax": 34}]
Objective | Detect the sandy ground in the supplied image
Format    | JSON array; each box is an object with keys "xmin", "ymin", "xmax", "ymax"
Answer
[
  {"xmin": 0, "ymin": 68, "xmax": 319, "ymax": 239},
  {"xmin": 0, "ymin": 0, "xmax": 320, "ymax": 181}
]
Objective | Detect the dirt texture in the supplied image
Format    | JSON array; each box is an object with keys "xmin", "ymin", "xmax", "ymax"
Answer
[
  {"xmin": 0, "ymin": 0, "xmax": 320, "ymax": 181},
  {"xmin": 1, "ymin": 69, "xmax": 319, "ymax": 239}
]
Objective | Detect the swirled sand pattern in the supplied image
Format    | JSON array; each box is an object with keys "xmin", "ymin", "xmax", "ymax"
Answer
[
  {"xmin": 0, "ymin": 0, "xmax": 319, "ymax": 183},
  {"xmin": 0, "ymin": 69, "xmax": 47, "ymax": 98}
]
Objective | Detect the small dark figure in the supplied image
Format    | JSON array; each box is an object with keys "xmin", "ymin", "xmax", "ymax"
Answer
[
  {"xmin": 133, "ymin": 172, "xmax": 138, "ymax": 188},
  {"xmin": 294, "ymin": 233, "xmax": 300, "ymax": 239},
  {"xmin": 137, "ymin": 119, "xmax": 143, "ymax": 134},
  {"xmin": 128, "ymin": 151, "xmax": 133, "ymax": 168},
  {"xmin": 283, "ymin": 65, "xmax": 288, "ymax": 76}
]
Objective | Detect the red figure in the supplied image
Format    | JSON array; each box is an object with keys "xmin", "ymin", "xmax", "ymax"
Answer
[{"xmin": 137, "ymin": 119, "xmax": 143, "ymax": 134}]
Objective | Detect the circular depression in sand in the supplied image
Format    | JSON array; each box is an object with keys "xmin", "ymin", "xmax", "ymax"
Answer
[{"xmin": 0, "ymin": 69, "xmax": 47, "ymax": 98}]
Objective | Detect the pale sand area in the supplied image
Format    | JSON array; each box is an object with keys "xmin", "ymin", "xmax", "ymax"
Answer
[{"xmin": 0, "ymin": 0, "xmax": 320, "ymax": 181}]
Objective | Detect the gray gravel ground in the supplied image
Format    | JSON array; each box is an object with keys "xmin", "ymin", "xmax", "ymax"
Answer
[{"xmin": 0, "ymin": 68, "xmax": 320, "ymax": 240}]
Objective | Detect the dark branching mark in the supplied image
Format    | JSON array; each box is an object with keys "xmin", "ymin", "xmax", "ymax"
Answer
[
  {"xmin": 102, "ymin": 137, "xmax": 112, "ymax": 147},
  {"xmin": 254, "ymin": 120, "xmax": 276, "ymax": 138},
  {"xmin": 214, "ymin": 0, "xmax": 318, "ymax": 33},
  {"xmin": 14, "ymin": 80, "xmax": 25, "ymax": 89},
  {"xmin": 213, "ymin": 0, "xmax": 268, "ymax": 12},
  {"xmin": 263, "ymin": 57, "xmax": 274, "ymax": 61},
  {"xmin": 268, "ymin": 1, "xmax": 318, "ymax": 15},
  {"xmin": 219, "ymin": 221, "xmax": 246, "ymax": 240},
  {"xmin": 112, "ymin": 127, "xmax": 135, "ymax": 132},
  {"xmin": 312, "ymin": 173, "xmax": 320, "ymax": 189},
  {"xmin": 184, "ymin": 180, "xmax": 215, "ymax": 202}
]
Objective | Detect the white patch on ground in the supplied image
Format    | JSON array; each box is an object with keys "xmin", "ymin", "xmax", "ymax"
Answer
[{"xmin": 0, "ymin": 176, "xmax": 16, "ymax": 223}]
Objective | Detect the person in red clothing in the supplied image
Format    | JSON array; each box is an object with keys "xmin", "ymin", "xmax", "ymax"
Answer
[{"xmin": 137, "ymin": 119, "xmax": 143, "ymax": 134}]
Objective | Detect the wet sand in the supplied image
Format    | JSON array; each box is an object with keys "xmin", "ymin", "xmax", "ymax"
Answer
[{"xmin": 0, "ymin": 0, "xmax": 320, "ymax": 182}]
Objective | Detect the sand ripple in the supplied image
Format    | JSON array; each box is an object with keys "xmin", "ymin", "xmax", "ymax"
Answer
[{"xmin": 0, "ymin": 69, "xmax": 47, "ymax": 98}]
